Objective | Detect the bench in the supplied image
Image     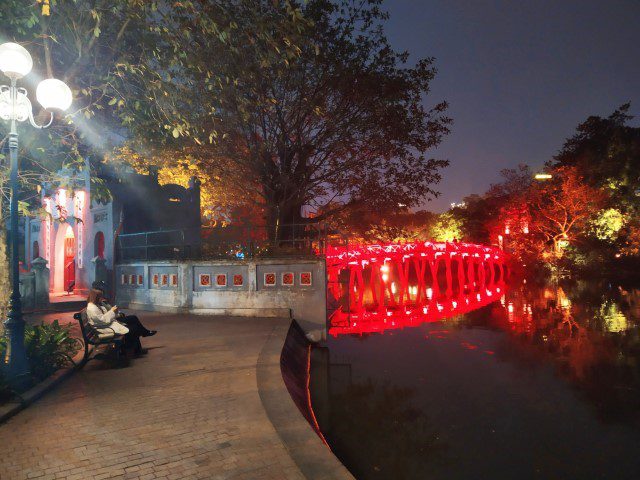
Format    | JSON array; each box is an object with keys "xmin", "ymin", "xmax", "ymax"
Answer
[{"xmin": 73, "ymin": 309, "xmax": 126, "ymax": 363}]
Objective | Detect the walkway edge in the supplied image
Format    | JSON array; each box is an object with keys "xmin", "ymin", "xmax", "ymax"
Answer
[
  {"xmin": 256, "ymin": 320, "xmax": 355, "ymax": 480},
  {"xmin": 0, "ymin": 349, "xmax": 85, "ymax": 425}
]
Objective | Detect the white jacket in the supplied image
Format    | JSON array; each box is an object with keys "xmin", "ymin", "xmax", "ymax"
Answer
[{"xmin": 87, "ymin": 302, "xmax": 129, "ymax": 335}]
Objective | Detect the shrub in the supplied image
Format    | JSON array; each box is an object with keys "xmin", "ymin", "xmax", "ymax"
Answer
[
  {"xmin": 0, "ymin": 320, "xmax": 80, "ymax": 402},
  {"xmin": 24, "ymin": 320, "xmax": 81, "ymax": 381}
]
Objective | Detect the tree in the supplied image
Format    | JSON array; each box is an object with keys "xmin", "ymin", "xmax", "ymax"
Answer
[
  {"xmin": 552, "ymin": 104, "xmax": 640, "ymax": 205},
  {"xmin": 0, "ymin": 1, "xmax": 306, "ymax": 313},
  {"xmin": 550, "ymin": 104, "xmax": 640, "ymax": 262},
  {"xmin": 529, "ymin": 166, "xmax": 605, "ymax": 257},
  {"xmin": 136, "ymin": 0, "xmax": 451, "ymax": 235},
  {"xmin": 453, "ymin": 165, "xmax": 533, "ymax": 248},
  {"xmin": 450, "ymin": 194, "xmax": 491, "ymax": 244},
  {"xmin": 430, "ymin": 212, "xmax": 463, "ymax": 242}
]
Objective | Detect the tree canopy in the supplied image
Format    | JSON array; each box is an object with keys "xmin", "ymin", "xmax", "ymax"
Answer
[{"xmin": 2, "ymin": 1, "xmax": 450, "ymax": 235}]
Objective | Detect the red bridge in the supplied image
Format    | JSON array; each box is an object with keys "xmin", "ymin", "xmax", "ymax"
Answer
[{"xmin": 325, "ymin": 241, "xmax": 508, "ymax": 336}]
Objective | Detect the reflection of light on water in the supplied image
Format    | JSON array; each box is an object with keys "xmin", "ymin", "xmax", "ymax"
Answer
[
  {"xmin": 409, "ymin": 286, "xmax": 418, "ymax": 296},
  {"xmin": 598, "ymin": 301, "xmax": 629, "ymax": 333},
  {"xmin": 382, "ymin": 273, "xmax": 389, "ymax": 282},
  {"xmin": 426, "ymin": 288, "xmax": 433, "ymax": 299},
  {"xmin": 391, "ymin": 282, "xmax": 397, "ymax": 294}
]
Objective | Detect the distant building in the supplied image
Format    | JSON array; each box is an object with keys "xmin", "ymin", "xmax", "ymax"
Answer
[{"xmin": 24, "ymin": 163, "xmax": 201, "ymax": 296}]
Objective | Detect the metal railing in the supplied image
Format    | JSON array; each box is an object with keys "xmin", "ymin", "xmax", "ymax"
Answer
[{"xmin": 116, "ymin": 223, "xmax": 329, "ymax": 261}]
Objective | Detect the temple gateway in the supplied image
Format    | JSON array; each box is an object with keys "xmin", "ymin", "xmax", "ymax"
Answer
[{"xmin": 23, "ymin": 164, "xmax": 201, "ymax": 302}]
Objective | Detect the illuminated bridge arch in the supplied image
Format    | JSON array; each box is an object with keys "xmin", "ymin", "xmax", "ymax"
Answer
[{"xmin": 326, "ymin": 241, "xmax": 508, "ymax": 336}]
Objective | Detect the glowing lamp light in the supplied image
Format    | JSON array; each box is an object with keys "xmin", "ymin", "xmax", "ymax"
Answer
[
  {"xmin": 535, "ymin": 173, "xmax": 553, "ymax": 180},
  {"xmin": 380, "ymin": 264, "xmax": 390, "ymax": 273},
  {"xmin": 36, "ymin": 79, "xmax": 73, "ymax": 111},
  {"xmin": 0, "ymin": 42, "xmax": 33, "ymax": 79},
  {"xmin": 426, "ymin": 287, "xmax": 433, "ymax": 299}
]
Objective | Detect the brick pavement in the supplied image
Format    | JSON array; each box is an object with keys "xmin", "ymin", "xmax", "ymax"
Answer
[{"xmin": 1, "ymin": 313, "xmax": 309, "ymax": 480}]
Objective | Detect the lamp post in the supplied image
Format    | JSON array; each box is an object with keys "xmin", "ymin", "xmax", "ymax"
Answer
[{"xmin": 0, "ymin": 42, "xmax": 72, "ymax": 379}]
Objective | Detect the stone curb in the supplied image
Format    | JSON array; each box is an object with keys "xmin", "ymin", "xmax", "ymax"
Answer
[
  {"xmin": 257, "ymin": 320, "xmax": 355, "ymax": 480},
  {"xmin": 0, "ymin": 349, "xmax": 85, "ymax": 425}
]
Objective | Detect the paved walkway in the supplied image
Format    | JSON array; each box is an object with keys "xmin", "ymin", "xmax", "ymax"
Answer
[{"xmin": 1, "ymin": 313, "xmax": 330, "ymax": 480}]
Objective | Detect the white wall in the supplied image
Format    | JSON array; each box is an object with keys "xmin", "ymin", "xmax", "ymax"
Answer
[{"xmin": 115, "ymin": 259, "xmax": 328, "ymax": 341}]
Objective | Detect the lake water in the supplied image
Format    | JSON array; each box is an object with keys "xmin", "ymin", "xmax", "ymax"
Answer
[{"xmin": 311, "ymin": 280, "xmax": 640, "ymax": 479}]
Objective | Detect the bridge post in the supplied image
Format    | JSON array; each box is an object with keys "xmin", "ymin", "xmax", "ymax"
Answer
[
  {"xmin": 457, "ymin": 256, "xmax": 466, "ymax": 293},
  {"xmin": 445, "ymin": 255, "xmax": 453, "ymax": 296},
  {"xmin": 413, "ymin": 258, "xmax": 427, "ymax": 304},
  {"xmin": 429, "ymin": 259, "xmax": 440, "ymax": 298},
  {"xmin": 369, "ymin": 260, "xmax": 380, "ymax": 309},
  {"xmin": 467, "ymin": 257, "xmax": 475, "ymax": 290},
  {"xmin": 479, "ymin": 260, "xmax": 486, "ymax": 288},
  {"xmin": 398, "ymin": 260, "xmax": 411, "ymax": 305},
  {"xmin": 488, "ymin": 260, "xmax": 495, "ymax": 286}
]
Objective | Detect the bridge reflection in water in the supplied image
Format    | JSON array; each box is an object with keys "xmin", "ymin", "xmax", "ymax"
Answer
[{"xmin": 326, "ymin": 241, "xmax": 508, "ymax": 336}]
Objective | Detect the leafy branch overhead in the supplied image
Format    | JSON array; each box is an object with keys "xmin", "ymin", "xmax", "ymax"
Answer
[{"xmin": 1, "ymin": 1, "xmax": 450, "ymax": 234}]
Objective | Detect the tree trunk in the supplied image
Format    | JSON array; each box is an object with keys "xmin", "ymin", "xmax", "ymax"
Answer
[
  {"xmin": 268, "ymin": 201, "xmax": 304, "ymax": 242},
  {"xmin": 263, "ymin": 187, "xmax": 308, "ymax": 249}
]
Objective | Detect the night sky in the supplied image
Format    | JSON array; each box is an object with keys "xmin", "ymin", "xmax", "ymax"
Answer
[{"xmin": 384, "ymin": 0, "xmax": 640, "ymax": 212}]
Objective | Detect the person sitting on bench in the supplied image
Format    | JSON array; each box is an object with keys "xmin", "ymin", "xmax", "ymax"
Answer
[{"xmin": 86, "ymin": 288, "xmax": 156, "ymax": 356}]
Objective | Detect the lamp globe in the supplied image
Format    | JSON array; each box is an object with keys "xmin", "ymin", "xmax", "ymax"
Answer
[
  {"xmin": 0, "ymin": 42, "xmax": 33, "ymax": 79},
  {"xmin": 36, "ymin": 78, "xmax": 73, "ymax": 111}
]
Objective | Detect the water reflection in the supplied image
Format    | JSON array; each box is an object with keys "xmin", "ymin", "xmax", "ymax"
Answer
[{"xmin": 315, "ymin": 280, "xmax": 640, "ymax": 479}]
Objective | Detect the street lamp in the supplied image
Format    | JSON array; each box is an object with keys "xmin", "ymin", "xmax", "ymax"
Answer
[{"xmin": 0, "ymin": 42, "xmax": 72, "ymax": 380}]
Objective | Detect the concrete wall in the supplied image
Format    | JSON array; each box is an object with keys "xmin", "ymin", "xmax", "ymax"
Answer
[
  {"xmin": 18, "ymin": 272, "xmax": 35, "ymax": 311},
  {"xmin": 115, "ymin": 259, "xmax": 327, "ymax": 340},
  {"xmin": 18, "ymin": 257, "xmax": 50, "ymax": 311}
]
